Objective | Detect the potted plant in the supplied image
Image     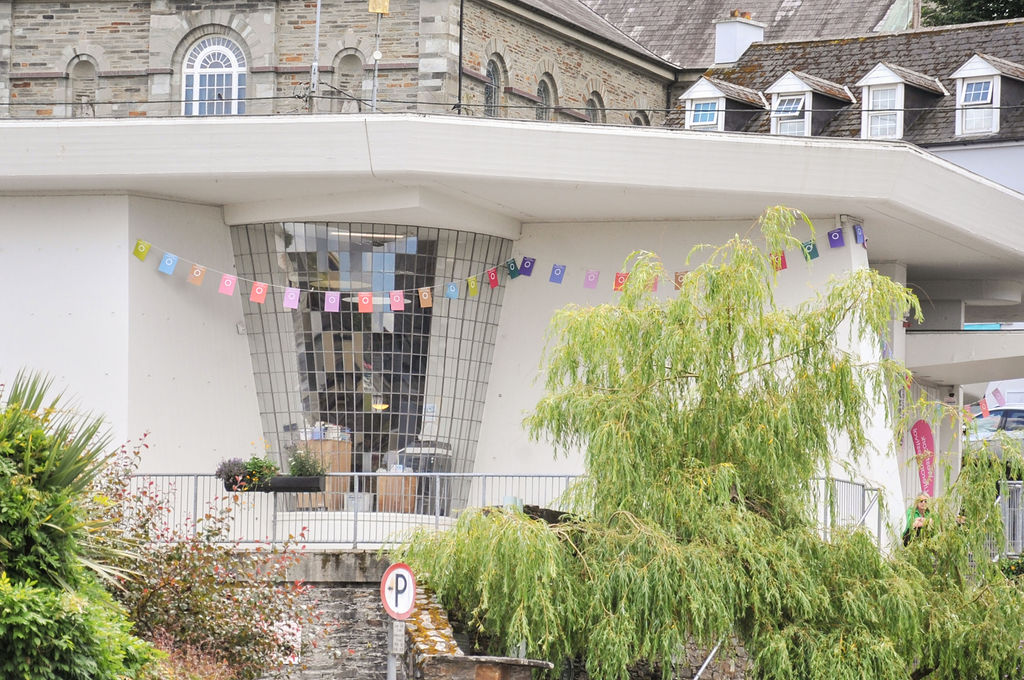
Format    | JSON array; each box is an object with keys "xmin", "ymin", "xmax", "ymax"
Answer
[
  {"xmin": 272, "ymin": 448, "xmax": 328, "ymax": 493},
  {"xmin": 216, "ymin": 455, "xmax": 278, "ymax": 492}
]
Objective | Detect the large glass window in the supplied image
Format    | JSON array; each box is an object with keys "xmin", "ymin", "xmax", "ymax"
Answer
[
  {"xmin": 232, "ymin": 222, "xmax": 511, "ymax": 512},
  {"xmin": 182, "ymin": 36, "xmax": 247, "ymax": 116}
]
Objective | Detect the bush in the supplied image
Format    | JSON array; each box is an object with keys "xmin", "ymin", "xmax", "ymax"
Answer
[
  {"xmin": 94, "ymin": 444, "xmax": 328, "ymax": 679},
  {"xmin": 288, "ymin": 448, "xmax": 327, "ymax": 477}
]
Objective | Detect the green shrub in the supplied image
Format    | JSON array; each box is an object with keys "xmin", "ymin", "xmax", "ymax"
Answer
[{"xmin": 287, "ymin": 448, "xmax": 327, "ymax": 477}]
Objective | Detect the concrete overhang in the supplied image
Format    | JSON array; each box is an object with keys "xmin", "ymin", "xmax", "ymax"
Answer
[
  {"xmin": 2, "ymin": 114, "xmax": 1024, "ymax": 281},
  {"xmin": 907, "ymin": 331, "xmax": 1024, "ymax": 386}
]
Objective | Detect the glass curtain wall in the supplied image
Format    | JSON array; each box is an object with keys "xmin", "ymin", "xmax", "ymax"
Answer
[{"xmin": 231, "ymin": 222, "xmax": 511, "ymax": 511}]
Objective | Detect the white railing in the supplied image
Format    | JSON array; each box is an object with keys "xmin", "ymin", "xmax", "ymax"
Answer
[{"xmin": 126, "ymin": 473, "xmax": 883, "ymax": 549}]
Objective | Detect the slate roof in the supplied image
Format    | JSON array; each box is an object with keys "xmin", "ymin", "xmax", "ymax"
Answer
[
  {"xmin": 876, "ymin": 63, "xmax": 947, "ymax": 94},
  {"xmin": 501, "ymin": 0, "xmax": 675, "ymax": 67},
  {"xmin": 578, "ymin": 0, "xmax": 907, "ymax": 69},
  {"xmin": 788, "ymin": 70, "xmax": 856, "ymax": 102},
  {"xmin": 671, "ymin": 19, "xmax": 1024, "ymax": 146},
  {"xmin": 706, "ymin": 77, "xmax": 767, "ymax": 107}
]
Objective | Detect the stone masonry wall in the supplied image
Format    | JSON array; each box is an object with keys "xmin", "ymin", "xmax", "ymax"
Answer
[{"xmin": 461, "ymin": 0, "xmax": 668, "ymax": 125}]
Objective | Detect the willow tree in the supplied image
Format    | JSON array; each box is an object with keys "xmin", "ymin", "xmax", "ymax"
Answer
[{"xmin": 397, "ymin": 207, "xmax": 1024, "ymax": 679}]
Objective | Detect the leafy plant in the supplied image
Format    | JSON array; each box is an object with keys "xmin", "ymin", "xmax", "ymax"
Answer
[
  {"xmin": 93, "ymin": 444, "xmax": 328, "ymax": 680},
  {"xmin": 214, "ymin": 457, "xmax": 247, "ymax": 487},
  {"xmin": 214, "ymin": 455, "xmax": 278, "ymax": 490},
  {"xmin": 287, "ymin": 449, "xmax": 327, "ymax": 477},
  {"xmin": 397, "ymin": 206, "xmax": 1024, "ymax": 679},
  {"xmin": 244, "ymin": 456, "xmax": 278, "ymax": 486}
]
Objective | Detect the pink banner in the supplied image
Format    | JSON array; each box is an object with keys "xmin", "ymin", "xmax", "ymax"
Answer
[
  {"xmin": 910, "ymin": 419, "xmax": 935, "ymax": 497},
  {"xmin": 218, "ymin": 274, "xmax": 237, "ymax": 296},
  {"xmin": 993, "ymin": 388, "xmax": 1006, "ymax": 407}
]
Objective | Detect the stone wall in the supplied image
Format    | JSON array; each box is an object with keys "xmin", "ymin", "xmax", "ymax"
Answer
[{"xmin": 460, "ymin": 0, "xmax": 669, "ymax": 125}]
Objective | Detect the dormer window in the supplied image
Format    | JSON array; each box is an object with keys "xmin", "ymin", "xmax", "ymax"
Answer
[
  {"xmin": 688, "ymin": 99, "xmax": 722, "ymax": 130},
  {"xmin": 961, "ymin": 78, "xmax": 994, "ymax": 133},
  {"xmin": 678, "ymin": 77, "xmax": 766, "ymax": 133},
  {"xmin": 771, "ymin": 94, "xmax": 807, "ymax": 135},
  {"xmin": 857, "ymin": 63, "xmax": 946, "ymax": 140}
]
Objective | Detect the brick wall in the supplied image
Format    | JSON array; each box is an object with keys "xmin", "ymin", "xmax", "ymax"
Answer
[{"xmin": 461, "ymin": 0, "xmax": 668, "ymax": 125}]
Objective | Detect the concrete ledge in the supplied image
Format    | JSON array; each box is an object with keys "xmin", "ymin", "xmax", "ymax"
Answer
[{"xmin": 288, "ymin": 550, "xmax": 392, "ymax": 583}]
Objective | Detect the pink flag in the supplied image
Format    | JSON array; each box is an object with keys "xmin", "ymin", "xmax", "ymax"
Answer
[
  {"xmin": 650, "ymin": 277, "xmax": 659, "ymax": 292},
  {"xmin": 358, "ymin": 292, "xmax": 373, "ymax": 313},
  {"xmin": 910, "ymin": 419, "xmax": 935, "ymax": 497},
  {"xmin": 771, "ymin": 251, "xmax": 787, "ymax": 271},
  {"xmin": 389, "ymin": 290, "xmax": 405, "ymax": 311},
  {"xmin": 218, "ymin": 274, "xmax": 237, "ymax": 296},
  {"xmin": 250, "ymin": 282, "xmax": 268, "ymax": 304},
  {"xmin": 980, "ymin": 398, "xmax": 990, "ymax": 418},
  {"xmin": 614, "ymin": 272, "xmax": 628, "ymax": 291},
  {"xmin": 283, "ymin": 287, "xmax": 300, "ymax": 309},
  {"xmin": 993, "ymin": 388, "xmax": 1006, "ymax": 407},
  {"xmin": 583, "ymin": 269, "xmax": 599, "ymax": 289},
  {"xmin": 324, "ymin": 291, "xmax": 340, "ymax": 312}
]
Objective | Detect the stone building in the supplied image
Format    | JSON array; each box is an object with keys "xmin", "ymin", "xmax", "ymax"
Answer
[{"xmin": 0, "ymin": 0, "xmax": 906, "ymax": 124}]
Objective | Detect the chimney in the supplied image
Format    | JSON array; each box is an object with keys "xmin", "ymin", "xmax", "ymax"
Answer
[{"xmin": 713, "ymin": 11, "xmax": 765, "ymax": 63}]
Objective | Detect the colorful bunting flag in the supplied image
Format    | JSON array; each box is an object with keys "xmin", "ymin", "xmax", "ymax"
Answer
[
  {"xmin": 980, "ymin": 398, "xmax": 990, "ymax": 418},
  {"xmin": 357, "ymin": 292, "xmax": 373, "ymax": 313},
  {"xmin": 828, "ymin": 228, "xmax": 845, "ymax": 248},
  {"xmin": 505, "ymin": 258, "xmax": 520, "ymax": 279},
  {"xmin": 583, "ymin": 269, "xmax": 600, "ymax": 289},
  {"xmin": 674, "ymin": 271, "xmax": 687, "ymax": 290},
  {"xmin": 993, "ymin": 388, "xmax": 1006, "ymax": 407},
  {"xmin": 283, "ymin": 287, "xmax": 300, "ymax": 309},
  {"xmin": 218, "ymin": 274, "xmax": 237, "ymax": 296},
  {"xmin": 157, "ymin": 253, "xmax": 179, "ymax": 275},
  {"xmin": 418, "ymin": 287, "xmax": 433, "ymax": 308},
  {"xmin": 445, "ymin": 282, "xmax": 459, "ymax": 299},
  {"xmin": 853, "ymin": 224, "xmax": 865, "ymax": 245},
  {"xmin": 651, "ymin": 277, "xmax": 659, "ymax": 292},
  {"xmin": 487, "ymin": 268, "xmax": 499, "ymax": 288},
  {"xmin": 519, "ymin": 257, "xmax": 536, "ymax": 276},
  {"xmin": 133, "ymin": 240, "xmax": 152, "ymax": 261},
  {"xmin": 250, "ymin": 282, "xmax": 268, "ymax": 304},
  {"xmin": 324, "ymin": 291, "xmax": 340, "ymax": 312},
  {"xmin": 467, "ymin": 276, "xmax": 479, "ymax": 297},
  {"xmin": 613, "ymin": 272, "xmax": 628, "ymax": 291},
  {"xmin": 770, "ymin": 251, "xmax": 787, "ymax": 271},
  {"xmin": 390, "ymin": 290, "xmax": 405, "ymax": 311},
  {"xmin": 188, "ymin": 264, "xmax": 206, "ymax": 286},
  {"xmin": 549, "ymin": 264, "xmax": 566, "ymax": 284},
  {"xmin": 802, "ymin": 240, "xmax": 819, "ymax": 261}
]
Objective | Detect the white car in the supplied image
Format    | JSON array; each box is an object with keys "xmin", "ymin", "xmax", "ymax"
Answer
[{"xmin": 968, "ymin": 405, "xmax": 1024, "ymax": 455}]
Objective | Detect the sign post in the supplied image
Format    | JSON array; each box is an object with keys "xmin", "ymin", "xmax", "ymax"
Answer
[{"xmin": 381, "ymin": 563, "xmax": 416, "ymax": 680}]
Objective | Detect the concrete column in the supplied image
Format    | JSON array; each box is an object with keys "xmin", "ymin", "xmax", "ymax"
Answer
[
  {"xmin": 874, "ymin": 261, "xmax": 908, "ymax": 364},
  {"xmin": 0, "ymin": 0, "xmax": 12, "ymax": 117}
]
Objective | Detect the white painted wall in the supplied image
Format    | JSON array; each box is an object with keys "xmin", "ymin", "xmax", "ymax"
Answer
[
  {"xmin": 0, "ymin": 195, "xmax": 262, "ymax": 474},
  {"xmin": 931, "ymin": 143, "xmax": 1024, "ymax": 195}
]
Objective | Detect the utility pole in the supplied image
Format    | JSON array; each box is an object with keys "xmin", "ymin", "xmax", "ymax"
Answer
[
  {"xmin": 369, "ymin": 0, "xmax": 389, "ymax": 111},
  {"xmin": 308, "ymin": 0, "xmax": 323, "ymax": 112}
]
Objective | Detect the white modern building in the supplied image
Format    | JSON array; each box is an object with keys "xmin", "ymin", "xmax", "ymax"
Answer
[{"xmin": 2, "ymin": 114, "xmax": 1024, "ymax": 541}]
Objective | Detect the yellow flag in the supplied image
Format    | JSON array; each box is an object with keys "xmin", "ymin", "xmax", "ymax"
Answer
[
  {"xmin": 467, "ymin": 276, "xmax": 479, "ymax": 297},
  {"xmin": 133, "ymin": 240, "xmax": 151, "ymax": 261},
  {"xmin": 368, "ymin": 0, "xmax": 389, "ymax": 13}
]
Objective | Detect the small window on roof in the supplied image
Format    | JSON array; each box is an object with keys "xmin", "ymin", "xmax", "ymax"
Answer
[
  {"xmin": 867, "ymin": 85, "xmax": 899, "ymax": 138},
  {"xmin": 772, "ymin": 95, "xmax": 806, "ymax": 135},
  {"xmin": 690, "ymin": 100, "xmax": 717, "ymax": 127},
  {"xmin": 960, "ymin": 77, "xmax": 995, "ymax": 134}
]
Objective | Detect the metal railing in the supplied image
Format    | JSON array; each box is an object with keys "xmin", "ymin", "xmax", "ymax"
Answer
[
  {"xmin": 1000, "ymin": 481, "xmax": 1024, "ymax": 556},
  {"xmin": 128, "ymin": 472, "xmax": 883, "ymax": 549}
]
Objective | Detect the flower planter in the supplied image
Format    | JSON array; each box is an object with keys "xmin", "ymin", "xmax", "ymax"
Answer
[
  {"xmin": 268, "ymin": 475, "xmax": 327, "ymax": 493},
  {"xmin": 222, "ymin": 476, "xmax": 326, "ymax": 493}
]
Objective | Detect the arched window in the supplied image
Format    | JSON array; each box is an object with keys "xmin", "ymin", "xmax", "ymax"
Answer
[
  {"xmin": 334, "ymin": 53, "xmax": 364, "ymax": 113},
  {"xmin": 182, "ymin": 36, "xmax": 247, "ymax": 116},
  {"xmin": 68, "ymin": 58, "xmax": 97, "ymax": 118},
  {"xmin": 536, "ymin": 75, "xmax": 556, "ymax": 121},
  {"xmin": 585, "ymin": 92, "xmax": 605, "ymax": 123},
  {"xmin": 484, "ymin": 59, "xmax": 502, "ymax": 117},
  {"xmin": 631, "ymin": 111, "xmax": 650, "ymax": 126}
]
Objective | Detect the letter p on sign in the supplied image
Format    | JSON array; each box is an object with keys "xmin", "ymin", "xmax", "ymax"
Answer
[{"xmin": 380, "ymin": 563, "xmax": 417, "ymax": 620}]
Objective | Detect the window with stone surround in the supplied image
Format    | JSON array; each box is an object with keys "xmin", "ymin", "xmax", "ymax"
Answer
[
  {"xmin": 484, "ymin": 59, "xmax": 502, "ymax": 117},
  {"xmin": 536, "ymin": 75, "xmax": 556, "ymax": 121},
  {"xmin": 68, "ymin": 57, "xmax": 97, "ymax": 119},
  {"xmin": 182, "ymin": 36, "xmax": 247, "ymax": 116},
  {"xmin": 586, "ymin": 92, "xmax": 605, "ymax": 123}
]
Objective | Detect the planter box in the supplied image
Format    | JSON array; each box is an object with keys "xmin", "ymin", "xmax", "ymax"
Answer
[
  {"xmin": 222, "ymin": 476, "xmax": 326, "ymax": 493},
  {"xmin": 268, "ymin": 475, "xmax": 327, "ymax": 493}
]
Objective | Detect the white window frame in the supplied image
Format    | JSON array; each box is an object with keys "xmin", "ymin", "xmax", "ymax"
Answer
[
  {"xmin": 956, "ymin": 76, "xmax": 999, "ymax": 136},
  {"xmin": 860, "ymin": 83, "xmax": 904, "ymax": 139},
  {"xmin": 182, "ymin": 36, "xmax": 247, "ymax": 116},
  {"xmin": 770, "ymin": 93, "xmax": 809, "ymax": 136},
  {"xmin": 685, "ymin": 97, "xmax": 724, "ymax": 131}
]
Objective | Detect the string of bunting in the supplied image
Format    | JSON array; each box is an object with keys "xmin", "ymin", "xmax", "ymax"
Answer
[{"xmin": 130, "ymin": 224, "xmax": 864, "ymax": 310}]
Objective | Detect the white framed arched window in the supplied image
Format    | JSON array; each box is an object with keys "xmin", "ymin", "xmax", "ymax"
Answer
[{"xmin": 182, "ymin": 36, "xmax": 247, "ymax": 116}]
